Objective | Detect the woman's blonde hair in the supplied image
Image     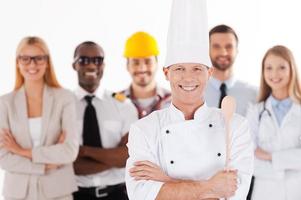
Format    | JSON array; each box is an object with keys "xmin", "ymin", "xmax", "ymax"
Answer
[
  {"xmin": 14, "ymin": 36, "xmax": 61, "ymax": 90},
  {"xmin": 258, "ymin": 45, "xmax": 301, "ymax": 103}
]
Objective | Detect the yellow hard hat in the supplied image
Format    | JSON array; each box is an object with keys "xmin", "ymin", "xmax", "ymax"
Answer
[{"xmin": 124, "ymin": 31, "xmax": 159, "ymax": 58}]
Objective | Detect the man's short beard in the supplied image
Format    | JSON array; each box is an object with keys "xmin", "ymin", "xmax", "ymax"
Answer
[
  {"xmin": 211, "ymin": 60, "xmax": 233, "ymax": 71},
  {"xmin": 133, "ymin": 73, "xmax": 152, "ymax": 87},
  {"xmin": 135, "ymin": 80, "xmax": 150, "ymax": 87}
]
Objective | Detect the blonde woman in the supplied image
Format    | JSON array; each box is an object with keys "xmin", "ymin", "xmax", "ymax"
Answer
[
  {"xmin": 0, "ymin": 36, "xmax": 79, "ymax": 200},
  {"xmin": 247, "ymin": 45, "xmax": 301, "ymax": 200}
]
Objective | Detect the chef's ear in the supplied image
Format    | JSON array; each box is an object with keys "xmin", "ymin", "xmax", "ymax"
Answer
[
  {"xmin": 163, "ymin": 67, "xmax": 170, "ymax": 81},
  {"xmin": 207, "ymin": 67, "xmax": 213, "ymax": 80}
]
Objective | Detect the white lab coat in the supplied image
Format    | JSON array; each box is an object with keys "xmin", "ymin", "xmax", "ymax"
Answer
[
  {"xmin": 126, "ymin": 103, "xmax": 253, "ymax": 200},
  {"xmin": 246, "ymin": 97, "xmax": 301, "ymax": 200}
]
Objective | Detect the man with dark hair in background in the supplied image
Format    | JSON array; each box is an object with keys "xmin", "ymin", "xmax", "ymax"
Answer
[
  {"xmin": 205, "ymin": 24, "xmax": 257, "ymax": 116},
  {"xmin": 72, "ymin": 41, "xmax": 137, "ymax": 200}
]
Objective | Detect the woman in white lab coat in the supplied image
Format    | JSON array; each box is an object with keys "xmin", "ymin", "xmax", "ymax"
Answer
[{"xmin": 246, "ymin": 45, "xmax": 301, "ymax": 200}]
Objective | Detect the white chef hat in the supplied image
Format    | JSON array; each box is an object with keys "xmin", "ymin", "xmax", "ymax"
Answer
[{"xmin": 164, "ymin": 0, "xmax": 211, "ymax": 68}]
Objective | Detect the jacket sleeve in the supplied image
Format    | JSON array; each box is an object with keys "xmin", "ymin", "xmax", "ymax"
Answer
[
  {"xmin": 272, "ymin": 148, "xmax": 301, "ymax": 171},
  {"xmin": 32, "ymin": 94, "xmax": 79, "ymax": 164},
  {"xmin": 125, "ymin": 124, "xmax": 164, "ymax": 200},
  {"xmin": 246, "ymin": 103, "xmax": 260, "ymax": 149},
  {"xmin": 247, "ymin": 102, "xmax": 301, "ymax": 173},
  {"xmin": 120, "ymin": 101, "xmax": 138, "ymax": 136},
  {"xmin": 229, "ymin": 117, "xmax": 254, "ymax": 200},
  {"xmin": 0, "ymin": 98, "xmax": 45, "ymax": 175},
  {"xmin": 0, "ymin": 151, "xmax": 45, "ymax": 175},
  {"xmin": 115, "ymin": 97, "xmax": 138, "ymax": 136}
]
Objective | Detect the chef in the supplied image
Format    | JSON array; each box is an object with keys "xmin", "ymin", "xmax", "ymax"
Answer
[{"xmin": 125, "ymin": 0, "xmax": 254, "ymax": 199}]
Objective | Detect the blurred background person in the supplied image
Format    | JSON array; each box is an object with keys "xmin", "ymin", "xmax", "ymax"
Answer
[
  {"xmin": 72, "ymin": 41, "xmax": 137, "ymax": 200},
  {"xmin": 247, "ymin": 45, "xmax": 301, "ymax": 200},
  {"xmin": 0, "ymin": 36, "xmax": 79, "ymax": 200},
  {"xmin": 119, "ymin": 31, "xmax": 171, "ymax": 119},
  {"xmin": 205, "ymin": 24, "xmax": 257, "ymax": 116}
]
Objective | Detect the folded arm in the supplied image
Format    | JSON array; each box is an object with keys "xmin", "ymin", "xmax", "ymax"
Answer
[
  {"xmin": 0, "ymin": 100, "xmax": 45, "ymax": 175},
  {"xmin": 126, "ymin": 125, "xmax": 238, "ymax": 200},
  {"xmin": 32, "ymin": 100, "xmax": 79, "ymax": 164},
  {"xmin": 79, "ymin": 134, "xmax": 129, "ymax": 168},
  {"xmin": 73, "ymin": 157, "xmax": 111, "ymax": 175},
  {"xmin": 129, "ymin": 160, "xmax": 236, "ymax": 200}
]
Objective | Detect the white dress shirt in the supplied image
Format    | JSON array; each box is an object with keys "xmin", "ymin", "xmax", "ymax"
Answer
[
  {"xmin": 75, "ymin": 87, "xmax": 138, "ymax": 187},
  {"xmin": 205, "ymin": 76, "xmax": 257, "ymax": 116},
  {"xmin": 270, "ymin": 95, "xmax": 293, "ymax": 125},
  {"xmin": 126, "ymin": 103, "xmax": 254, "ymax": 200}
]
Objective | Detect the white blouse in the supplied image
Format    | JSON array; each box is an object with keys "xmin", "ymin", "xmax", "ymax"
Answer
[{"xmin": 28, "ymin": 117, "xmax": 42, "ymax": 147}]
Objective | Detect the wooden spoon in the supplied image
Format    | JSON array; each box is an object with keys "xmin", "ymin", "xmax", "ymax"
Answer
[{"xmin": 221, "ymin": 96, "xmax": 236, "ymax": 170}]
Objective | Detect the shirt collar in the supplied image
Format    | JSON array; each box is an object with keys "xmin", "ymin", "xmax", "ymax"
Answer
[
  {"xmin": 269, "ymin": 95, "xmax": 293, "ymax": 108},
  {"xmin": 125, "ymin": 85, "xmax": 168, "ymax": 99},
  {"xmin": 75, "ymin": 86, "xmax": 105, "ymax": 101},
  {"xmin": 169, "ymin": 102, "xmax": 210, "ymax": 122},
  {"xmin": 209, "ymin": 76, "xmax": 236, "ymax": 90}
]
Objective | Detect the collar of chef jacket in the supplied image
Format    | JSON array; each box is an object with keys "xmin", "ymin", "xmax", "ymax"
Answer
[{"xmin": 169, "ymin": 102, "xmax": 212, "ymax": 123}]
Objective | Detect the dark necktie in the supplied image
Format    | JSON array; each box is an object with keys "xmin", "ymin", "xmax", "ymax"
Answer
[
  {"xmin": 83, "ymin": 95, "xmax": 102, "ymax": 147},
  {"xmin": 218, "ymin": 83, "xmax": 227, "ymax": 108}
]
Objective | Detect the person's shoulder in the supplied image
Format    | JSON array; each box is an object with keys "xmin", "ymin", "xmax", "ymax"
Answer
[
  {"xmin": 144, "ymin": 108, "xmax": 167, "ymax": 121},
  {"xmin": 205, "ymin": 78, "xmax": 216, "ymax": 89},
  {"xmin": 133, "ymin": 108, "xmax": 168, "ymax": 129},
  {"xmin": 0, "ymin": 91, "xmax": 15, "ymax": 100},
  {"xmin": 249, "ymin": 101, "xmax": 264, "ymax": 109},
  {"xmin": 0, "ymin": 90, "xmax": 17, "ymax": 106},
  {"xmin": 104, "ymin": 90, "xmax": 137, "ymax": 113},
  {"xmin": 51, "ymin": 87, "xmax": 73, "ymax": 95},
  {"xmin": 105, "ymin": 90, "xmax": 131, "ymax": 105},
  {"xmin": 208, "ymin": 106, "xmax": 248, "ymax": 127},
  {"xmin": 115, "ymin": 87, "xmax": 130, "ymax": 98},
  {"xmin": 111, "ymin": 91, "xmax": 128, "ymax": 103},
  {"xmin": 50, "ymin": 87, "xmax": 77, "ymax": 102},
  {"xmin": 206, "ymin": 106, "xmax": 221, "ymax": 116},
  {"xmin": 246, "ymin": 101, "xmax": 264, "ymax": 116},
  {"xmin": 234, "ymin": 80, "xmax": 258, "ymax": 93}
]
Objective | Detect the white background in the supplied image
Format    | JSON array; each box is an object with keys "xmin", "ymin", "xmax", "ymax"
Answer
[{"xmin": 0, "ymin": 0, "xmax": 300, "ymax": 198}]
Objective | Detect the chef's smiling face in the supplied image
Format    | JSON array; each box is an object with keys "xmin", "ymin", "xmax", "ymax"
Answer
[{"xmin": 164, "ymin": 63, "xmax": 212, "ymax": 107}]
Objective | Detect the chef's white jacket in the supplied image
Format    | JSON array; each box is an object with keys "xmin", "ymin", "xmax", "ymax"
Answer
[{"xmin": 126, "ymin": 103, "xmax": 254, "ymax": 200}]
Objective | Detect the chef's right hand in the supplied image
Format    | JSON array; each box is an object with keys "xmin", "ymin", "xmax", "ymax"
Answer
[{"xmin": 207, "ymin": 169, "xmax": 238, "ymax": 198}]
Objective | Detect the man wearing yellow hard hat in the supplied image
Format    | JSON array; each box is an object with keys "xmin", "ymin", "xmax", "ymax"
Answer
[{"xmin": 118, "ymin": 31, "xmax": 171, "ymax": 119}]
